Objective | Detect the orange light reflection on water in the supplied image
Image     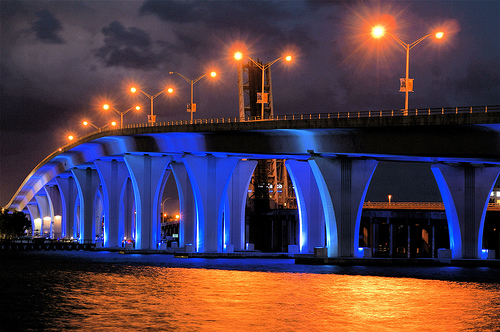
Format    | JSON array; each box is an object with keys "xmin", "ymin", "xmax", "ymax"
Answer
[{"xmin": 53, "ymin": 267, "xmax": 500, "ymax": 331}]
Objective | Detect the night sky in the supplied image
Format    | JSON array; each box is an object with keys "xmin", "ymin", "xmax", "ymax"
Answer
[{"xmin": 1, "ymin": 1, "xmax": 499, "ymax": 208}]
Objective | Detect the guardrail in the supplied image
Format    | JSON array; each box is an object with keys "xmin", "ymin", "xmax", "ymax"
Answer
[
  {"xmin": 363, "ymin": 202, "xmax": 500, "ymax": 211},
  {"xmin": 73, "ymin": 105, "xmax": 499, "ymax": 139},
  {"xmin": 120, "ymin": 105, "xmax": 499, "ymax": 128}
]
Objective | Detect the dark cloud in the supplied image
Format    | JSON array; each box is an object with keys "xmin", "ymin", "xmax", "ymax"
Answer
[
  {"xmin": 140, "ymin": 0, "xmax": 289, "ymax": 28},
  {"xmin": 139, "ymin": 0, "xmax": 298, "ymax": 42},
  {"xmin": 31, "ymin": 9, "xmax": 64, "ymax": 44},
  {"xmin": 455, "ymin": 59, "xmax": 500, "ymax": 104},
  {"xmin": 94, "ymin": 21, "xmax": 171, "ymax": 70}
]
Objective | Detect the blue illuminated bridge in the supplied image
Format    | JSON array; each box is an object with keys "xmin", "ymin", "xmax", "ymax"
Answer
[{"xmin": 6, "ymin": 106, "xmax": 500, "ymax": 259}]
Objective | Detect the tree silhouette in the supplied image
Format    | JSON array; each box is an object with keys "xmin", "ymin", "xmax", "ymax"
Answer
[{"xmin": 0, "ymin": 209, "xmax": 31, "ymax": 238}]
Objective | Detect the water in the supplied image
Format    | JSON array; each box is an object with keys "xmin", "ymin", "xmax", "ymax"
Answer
[{"xmin": 1, "ymin": 251, "xmax": 499, "ymax": 331}]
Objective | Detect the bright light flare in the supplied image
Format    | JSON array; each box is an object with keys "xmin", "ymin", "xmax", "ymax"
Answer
[
  {"xmin": 435, "ymin": 31, "xmax": 444, "ymax": 39},
  {"xmin": 103, "ymin": 104, "xmax": 110, "ymax": 110},
  {"xmin": 175, "ymin": 214, "xmax": 180, "ymax": 219},
  {"xmin": 210, "ymin": 71, "xmax": 217, "ymax": 77},
  {"xmin": 285, "ymin": 55, "xmax": 292, "ymax": 61},
  {"xmin": 83, "ymin": 121, "xmax": 89, "ymax": 126},
  {"xmin": 372, "ymin": 25, "xmax": 385, "ymax": 38},
  {"xmin": 234, "ymin": 52, "xmax": 243, "ymax": 60},
  {"xmin": 130, "ymin": 87, "xmax": 137, "ymax": 93},
  {"xmin": 135, "ymin": 106, "xmax": 141, "ymax": 111},
  {"xmin": 68, "ymin": 135, "xmax": 74, "ymax": 141},
  {"xmin": 167, "ymin": 87, "xmax": 174, "ymax": 93},
  {"xmin": 111, "ymin": 121, "xmax": 117, "ymax": 126}
]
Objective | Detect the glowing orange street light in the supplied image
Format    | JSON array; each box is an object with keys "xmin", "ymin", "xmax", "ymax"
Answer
[
  {"xmin": 371, "ymin": 24, "xmax": 445, "ymax": 114},
  {"xmin": 169, "ymin": 71, "xmax": 217, "ymax": 123},
  {"xmin": 130, "ymin": 86, "xmax": 173, "ymax": 123},
  {"xmin": 371, "ymin": 25, "xmax": 385, "ymax": 38},
  {"xmin": 234, "ymin": 52, "xmax": 292, "ymax": 119},
  {"xmin": 68, "ymin": 135, "xmax": 74, "ymax": 141},
  {"xmin": 83, "ymin": 120, "xmax": 98, "ymax": 130},
  {"xmin": 83, "ymin": 120, "xmax": 117, "ymax": 132},
  {"xmin": 102, "ymin": 104, "xmax": 140, "ymax": 129}
]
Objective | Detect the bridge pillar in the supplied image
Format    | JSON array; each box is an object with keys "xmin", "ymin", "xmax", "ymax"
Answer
[
  {"xmin": 34, "ymin": 193, "xmax": 52, "ymax": 238},
  {"xmin": 286, "ymin": 160, "xmax": 325, "ymax": 253},
  {"xmin": 121, "ymin": 178, "xmax": 135, "ymax": 245},
  {"xmin": 55, "ymin": 176, "xmax": 78, "ymax": 239},
  {"xmin": 431, "ymin": 164, "xmax": 500, "ymax": 259},
  {"xmin": 124, "ymin": 154, "xmax": 170, "ymax": 250},
  {"xmin": 171, "ymin": 162, "xmax": 195, "ymax": 249},
  {"xmin": 26, "ymin": 202, "xmax": 41, "ymax": 236},
  {"xmin": 182, "ymin": 154, "xmax": 239, "ymax": 253},
  {"xmin": 44, "ymin": 185, "xmax": 63, "ymax": 238},
  {"xmin": 308, "ymin": 157, "xmax": 378, "ymax": 257},
  {"xmin": 226, "ymin": 159, "xmax": 258, "ymax": 251},
  {"xmin": 72, "ymin": 167, "xmax": 100, "ymax": 243},
  {"xmin": 95, "ymin": 159, "xmax": 130, "ymax": 248}
]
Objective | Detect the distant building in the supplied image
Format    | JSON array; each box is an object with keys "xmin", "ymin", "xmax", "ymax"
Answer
[{"xmin": 490, "ymin": 187, "xmax": 500, "ymax": 204}]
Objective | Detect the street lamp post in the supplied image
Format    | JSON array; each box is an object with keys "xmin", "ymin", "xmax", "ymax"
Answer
[
  {"xmin": 372, "ymin": 26, "xmax": 444, "ymax": 114},
  {"xmin": 130, "ymin": 87, "xmax": 173, "ymax": 123},
  {"xmin": 169, "ymin": 71, "xmax": 216, "ymax": 123},
  {"xmin": 83, "ymin": 120, "xmax": 117, "ymax": 132},
  {"xmin": 234, "ymin": 52, "xmax": 291, "ymax": 119},
  {"xmin": 102, "ymin": 104, "xmax": 140, "ymax": 129}
]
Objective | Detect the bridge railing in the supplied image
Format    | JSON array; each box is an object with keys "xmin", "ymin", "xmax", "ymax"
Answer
[
  {"xmin": 89, "ymin": 105, "xmax": 499, "ymax": 134},
  {"xmin": 363, "ymin": 202, "xmax": 500, "ymax": 211}
]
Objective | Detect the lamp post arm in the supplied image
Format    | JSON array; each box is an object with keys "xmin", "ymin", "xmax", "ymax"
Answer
[
  {"xmin": 121, "ymin": 107, "xmax": 135, "ymax": 116},
  {"xmin": 151, "ymin": 90, "xmax": 165, "ymax": 99},
  {"xmin": 264, "ymin": 57, "xmax": 284, "ymax": 69},
  {"xmin": 170, "ymin": 71, "xmax": 194, "ymax": 84},
  {"xmin": 137, "ymin": 90, "xmax": 153, "ymax": 99},
  {"xmin": 409, "ymin": 34, "xmax": 433, "ymax": 50},
  {"xmin": 387, "ymin": 32, "xmax": 409, "ymax": 50},
  {"xmin": 192, "ymin": 74, "xmax": 207, "ymax": 84},
  {"xmin": 246, "ymin": 57, "xmax": 265, "ymax": 70},
  {"xmin": 109, "ymin": 107, "xmax": 121, "ymax": 116}
]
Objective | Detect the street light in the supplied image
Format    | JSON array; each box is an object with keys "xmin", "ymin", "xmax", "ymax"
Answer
[
  {"xmin": 83, "ymin": 120, "xmax": 117, "ymax": 132},
  {"xmin": 234, "ymin": 52, "xmax": 292, "ymax": 119},
  {"xmin": 169, "ymin": 71, "xmax": 217, "ymax": 123},
  {"xmin": 102, "ymin": 104, "xmax": 140, "ymax": 129},
  {"xmin": 130, "ymin": 86, "xmax": 173, "ymax": 123},
  {"xmin": 371, "ymin": 25, "xmax": 444, "ymax": 114}
]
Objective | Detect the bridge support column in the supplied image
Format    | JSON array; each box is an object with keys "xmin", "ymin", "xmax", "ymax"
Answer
[
  {"xmin": 121, "ymin": 179, "xmax": 135, "ymax": 244},
  {"xmin": 286, "ymin": 160, "xmax": 325, "ymax": 253},
  {"xmin": 124, "ymin": 154, "xmax": 170, "ymax": 250},
  {"xmin": 95, "ymin": 159, "xmax": 130, "ymax": 248},
  {"xmin": 226, "ymin": 159, "xmax": 257, "ymax": 251},
  {"xmin": 182, "ymin": 154, "xmax": 239, "ymax": 253},
  {"xmin": 34, "ymin": 194, "xmax": 52, "ymax": 238},
  {"xmin": 308, "ymin": 157, "xmax": 378, "ymax": 257},
  {"xmin": 55, "ymin": 176, "xmax": 78, "ymax": 239},
  {"xmin": 44, "ymin": 185, "xmax": 63, "ymax": 238},
  {"xmin": 171, "ymin": 162, "xmax": 195, "ymax": 249},
  {"xmin": 26, "ymin": 202, "xmax": 41, "ymax": 237},
  {"xmin": 72, "ymin": 167, "xmax": 100, "ymax": 243},
  {"xmin": 431, "ymin": 164, "xmax": 500, "ymax": 259}
]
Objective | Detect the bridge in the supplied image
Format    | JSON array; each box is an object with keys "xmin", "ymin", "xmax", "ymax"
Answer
[{"xmin": 5, "ymin": 106, "xmax": 500, "ymax": 260}]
